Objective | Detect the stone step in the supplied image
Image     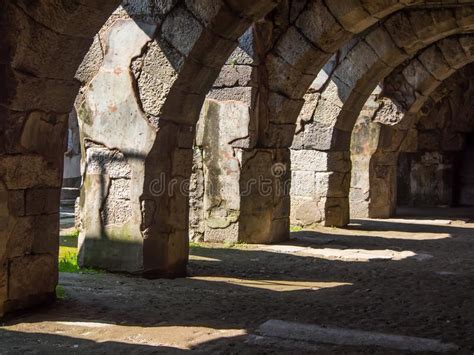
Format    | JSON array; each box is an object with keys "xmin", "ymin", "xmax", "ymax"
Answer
[
  {"xmin": 61, "ymin": 187, "xmax": 80, "ymax": 200},
  {"xmin": 255, "ymin": 320, "xmax": 459, "ymax": 353},
  {"xmin": 60, "ymin": 199, "xmax": 77, "ymax": 208}
]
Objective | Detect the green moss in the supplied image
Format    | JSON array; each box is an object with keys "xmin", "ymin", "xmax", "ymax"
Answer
[
  {"xmin": 290, "ymin": 225, "xmax": 303, "ymax": 232},
  {"xmin": 56, "ymin": 285, "xmax": 66, "ymax": 299},
  {"xmin": 189, "ymin": 242, "xmax": 204, "ymax": 249},
  {"xmin": 78, "ymin": 101, "xmax": 93, "ymax": 125},
  {"xmin": 105, "ymin": 225, "xmax": 135, "ymax": 241}
]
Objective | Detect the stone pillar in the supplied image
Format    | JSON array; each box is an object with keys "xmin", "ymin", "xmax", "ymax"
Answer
[
  {"xmin": 239, "ymin": 148, "xmax": 291, "ymax": 243},
  {"xmin": 190, "ymin": 99, "xmax": 290, "ymax": 244},
  {"xmin": 188, "ymin": 23, "xmax": 291, "ymax": 245},
  {"xmin": 290, "ymin": 149, "xmax": 351, "ymax": 227},
  {"xmin": 77, "ymin": 19, "xmax": 190, "ymax": 278},
  {"xmin": 0, "ymin": 0, "xmax": 120, "ymax": 318},
  {"xmin": 0, "ymin": 115, "xmax": 67, "ymax": 317},
  {"xmin": 403, "ymin": 152, "xmax": 456, "ymax": 207},
  {"xmin": 349, "ymin": 108, "xmax": 382, "ymax": 218},
  {"xmin": 368, "ymin": 152, "xmax": 398, "ymax": 218}
]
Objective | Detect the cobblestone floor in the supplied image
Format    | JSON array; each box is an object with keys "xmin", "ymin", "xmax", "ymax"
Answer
[{"xmin": 1, "ymin": 209, "xmax": 474, "ymax": 353}]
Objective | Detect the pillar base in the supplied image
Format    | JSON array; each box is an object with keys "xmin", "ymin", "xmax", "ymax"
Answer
[
  {"xmin": 191, "ymin": 147, "xmax": 291, "ymax": 244},
  {"xmin": 324, "ymin": 197, "xmax": 350, "ymax": 227}
]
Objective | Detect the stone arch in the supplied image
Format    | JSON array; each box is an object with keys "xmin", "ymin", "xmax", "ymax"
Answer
[
  {"xmin": 191, "ymin": 1, "xmax": 471, "ymax": 241},
  {"xmin": 261, "ymin": 2, "xmax": 474, "ymax": 148},
  {"xmin": 356, "ymin": 43, "xmax": 474, "ymax": 217},
  {"xmin": 396, "ymin": 75, "xmax": 474, "ymax": 207},
  {"xmin": 291, "ymin": 8, "xmax": 474, "ymax": 227},
  {"xmin": 350, "ymin": 71, "xmax": 470, "ymax": 218},
  {"xmin": 0, "ymin": 0, "xmax": 279, "ymax": 317}
]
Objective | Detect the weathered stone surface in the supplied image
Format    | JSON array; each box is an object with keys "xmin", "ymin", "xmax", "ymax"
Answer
[
  {"xmin": 6, "ymin": 0, "xmax": 474, "ymax": 320},
  {"xmin": 0, "ymin": 155, "xmax": 62, "ymax": 190},
  {"xmin": 295, "ymin": 1, "xmax": 352, "ymax": 53},
  {"xmin": 234, "ymin": 149, "xmax": 290, "ymax": 243},
  {"xmin": 324, "ymin": 197, "xmax": 350, "ymax": 227},
  {"xmin": 77, "ymin": 19, "xmax": 173, "ymax": 276},
  {"xmin": 25, "ymin": 188, "xmax": 60, "ymax": 216},
  {"xmin": 6, "ymin": 254, "xmax": 57, "ymax": 312}
]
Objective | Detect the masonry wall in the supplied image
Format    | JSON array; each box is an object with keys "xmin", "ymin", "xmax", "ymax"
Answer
[{"xmin": 396, "ymin": 73, "xmax": 474, "ymax": 208}]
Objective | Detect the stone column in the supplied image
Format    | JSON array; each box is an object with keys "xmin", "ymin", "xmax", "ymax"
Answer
[
  {"xmin": 349, "ymin": 106, "xmax": 382, "ymax": 219},
  {"xmin": 368, "ymin": 151, "xmax": 398, "ymax": 218},
  {"xmin": 0, "ymin": 113, "xmax": 67, "ymax": 316},
  {"xmin": 0, "ymin": 0, "xmax": 120, "ymax": 318},
  {"xmin": 0, "ymin": 152, "xmax": 64, "ymax": 317},
  {"xmin": 290, "ymin": 148, "xmax": 351, "ymax": 227},
  {"xmin": 189, "ymin": 23, "xmax": 291, "ymax": 245},
  {"xmin": 239, "ymin": 148, "xmax": 291, "ymax": 243},
  {"xmin": 191, "ymin": 99, "xmax": 290, "ymax": 244},
  {"xmin": 77, "ymin": 19, "xmax": 191, "ymax": 278}
]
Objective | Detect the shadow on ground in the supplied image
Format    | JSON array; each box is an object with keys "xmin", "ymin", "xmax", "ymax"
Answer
[{"xmin": 2, "ymin": 216, "xmax": 474, "ymax": 353}]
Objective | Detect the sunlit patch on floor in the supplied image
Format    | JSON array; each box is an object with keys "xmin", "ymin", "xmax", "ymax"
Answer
[
  {"xmin": 258, "ymin": 245, "xmax": 433, "ymax": 262},
  {"xmin": 190, "ymin": 276, "xmax": 351, "ymax": 292},
  {"xmin": 189, "ymin": 255, "xmax": 221, "ymax": 262},
  {"xmin": 3, "ymin": 322, "xmax": 246, "ymax": 350},
  {"xmin": 295, "ymin": 228, "xmax": 452, "ymax": 241},
  {"xmin": 56, "ymin": 321, "xmax": 114, "ymax": 328}
]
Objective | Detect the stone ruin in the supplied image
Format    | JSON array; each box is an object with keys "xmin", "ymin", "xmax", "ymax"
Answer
[{"xmin": 2, "ymin": 0, "xmax": 474, "ymax": 317}]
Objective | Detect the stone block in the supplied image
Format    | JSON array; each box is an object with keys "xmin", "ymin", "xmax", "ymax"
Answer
[
  {"xmin": 32, "ymin": 214, "xmax": 59, "ymax": 255},
  {"xmin": 383, "ymin": 12, "xmax": 417, "ymax": 52},
  {"xmin": 418, "ymin": 131, "xmax": 441, "ymax": 151},
  {"xmin": 349, "ymin": 187, "xmax": 370, "ymax": 219},
  {"xmin": 25, "ymin": 188, "xmax": 60, "ymax": 216},
  {"xmin": 267, "ymin": 93, "xmax": 305, "ymax": 125},
  {"xmin": 4, "ymin": 216, "xmax": 34, "ymax": 259},
  {"xmin": 291, "ymin": 171, "xmax": 316, "ymax": 197},
  {"xmin": 274, "ymin": 26, "xmax": 327, "ymax": 75},
  {"xmin": 437, "ymin": 37, "xmax": 470, "ymax": 70},
  {"xmin": 418, "ymin": 45, "xmax": 455, "ymax": 81},
  {"xmin": 325, "ymin": 1, "xmax": 377, "ymax": 33},
  {"xmin": 303, "ymin": 122, "xmax": 335, "ymax": 151},
  {"xmin": 162, "ymin": 6, "xmax": 203, "ymax": 57},
  {"xmin": 0, "ymin": 155, "xmax": 62, "ymax": 190},
  {"xmin": 316, "ymin": 171, "xmax": 351, "ymax": 198},
  {"xmin": 290, "ymin": 197, "xmax": 322, "ymax": 227},
  {"xmin": 291, "ymin": 150, "xmax": 351, "ymax": 173},
  {"xmin": 204, "ymin": 222, "xmax": 239, "ymax": 243},
  {"xmin": 7, "ymin": 190, "xmax": 25, "ymax": 217},
  {"xmin": 270, "ymin": 217, "xmax": 290, "ymax": 243},
  {"xmin": 213, "ymin": 64, "xmax": 254, "ymax": 88},
  {"xmin": 4, "ymin": 70, "xmax": 80, "ymax": 113},
  {"xmin": 295, "ymin": 1, "xmax": 352, "ymax": 53},
  {"xmin": 8, "ymin": 254, "xmax": 57, "ymax": 306},
  {"xmin": 261, "ymin": 123, "xmax": 296, "ymax": 148},
  {"xmin": 266, "ymin": 53, "xmax": 314, "ymax": 99},
  {"xmin": 324, "ymin": 197, "xmax": 350, "ymax": 227}
]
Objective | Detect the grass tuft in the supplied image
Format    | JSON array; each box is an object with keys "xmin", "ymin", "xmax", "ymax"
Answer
[
  {"xmin": 56, "ymin": 285, "xmax": 66, "ymax": 299},
  {"xmin": 58, "ymin": 229, "xmax": 100, "ymax": 274},
  {"xmin": 58, "ymin": 252, "xmax": 81, "ymax": 273}
]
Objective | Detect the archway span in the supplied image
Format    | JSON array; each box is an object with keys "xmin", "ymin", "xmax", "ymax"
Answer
[
  {"xmin": 355, "ymin": 59, "xmax": 474, "ymax": 218},
  {"xmin": 190, "ymin": 1, "xmax": 474, "ymax": 242},
  {"xmin": 291, "ymin": 8, "xmax": 474, "ymax": 227},
  {"xmin": 350, "ymin": 68, "xmax": 474, "ymax": 218}
]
